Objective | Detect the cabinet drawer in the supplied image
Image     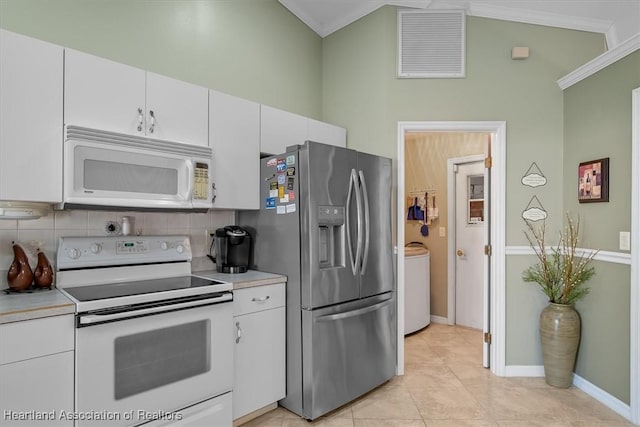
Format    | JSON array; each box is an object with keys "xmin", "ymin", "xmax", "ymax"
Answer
[
  {"xmin": 0, "ymin": 315, "xmax": 74, "ymax": 365},
  {"xmin": 234, "ymin": 283, "xmax": 285, "ymax": 316}
]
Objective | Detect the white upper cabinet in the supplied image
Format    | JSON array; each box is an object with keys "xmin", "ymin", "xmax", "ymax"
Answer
[
  {"xmin": 260, "ymin": 105, "xmax": 347, "ymax": 155},
  {"xmin": 64, "ymin": 48, "xmax": 146, "ymax": 136},
  {"xmin": 145, "ymin": 72, "xmax": 209, "ymax": 145},
  {"xmin": 209, "ymin": 90, "xmax": 260, "ymax": 209},
  {"xmin": 64, "ymin": 49, "xmax": 208, "ymax": 146},
  {"xmin": 260, "ymin": 105, "xmax": 308, "ymax": 155},
  {"xmin": 0, "ymin": 29, "xmax": 63, "ymax": 203},
  {"xmin": 308, "ymin": 118, "xmax": 347, "ymax": 148}
]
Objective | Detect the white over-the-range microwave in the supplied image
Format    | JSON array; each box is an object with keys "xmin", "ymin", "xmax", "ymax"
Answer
[{"xmin": 60, "ymin": 125, "xmax": 214, "ymax": 211}]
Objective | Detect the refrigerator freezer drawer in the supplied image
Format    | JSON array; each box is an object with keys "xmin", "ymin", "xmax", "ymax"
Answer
[{"xmin": 301, "ymin": 292, "xmax": 396, "ymax": 420}]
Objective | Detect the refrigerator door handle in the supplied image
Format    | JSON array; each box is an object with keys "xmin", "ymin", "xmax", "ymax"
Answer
[
  {"xmin": 346, "ymin": 168, "xmax": 358, "ymax": 274},
  {"xmin": 353, "ymin": 169, "xmax": 364, "ymax": 275},
  {"xmin": 315, "ymin": 295, "xmax": 393, "ymax": 322},
  {"xmin": 358, "ymin": 170, "xmax": 370, "ymax": 275}
]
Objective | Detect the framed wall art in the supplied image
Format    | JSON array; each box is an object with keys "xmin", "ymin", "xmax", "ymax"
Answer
[{"xmin": 578, "ymin": 157, "xmax": 609, "ymax": 203}]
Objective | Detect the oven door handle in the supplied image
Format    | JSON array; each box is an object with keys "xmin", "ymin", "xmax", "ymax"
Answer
[{"xmin": 78, "ymin": 293, "xmax": 233, "ymax": 326}]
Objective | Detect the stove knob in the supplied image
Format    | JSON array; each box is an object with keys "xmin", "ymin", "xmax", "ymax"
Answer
[
  {"xmin": 90, "ymin": 243, "xmax": 102, "ymax": 254},
  {"xmin": 176, "ymin": 244, "xmax": 184, "ymax": 254},
  {"xmin": 160, "ymin": 242, "xmax": 169, "ymax": 251},
  {"xmin": 68, "ymin": 248, "xmax": 81, "ymax": 259}
]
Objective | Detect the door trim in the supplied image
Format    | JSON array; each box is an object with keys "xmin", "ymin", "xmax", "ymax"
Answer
[
  {"xmin": 446, "ymin": 154, "xmax": 485, "ymax": 327},
  {"xmin": 631, "ymin": 86, "xmax": 640, "ymax": 424},
  {"xmin": 397, "ymin": 121, "xmax": 506, "ymax": 377}
]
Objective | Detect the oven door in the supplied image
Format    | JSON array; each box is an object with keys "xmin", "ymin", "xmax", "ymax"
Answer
[{"xmin": 75, "ymin": 297, "xmax": 232, "ymax": 427}]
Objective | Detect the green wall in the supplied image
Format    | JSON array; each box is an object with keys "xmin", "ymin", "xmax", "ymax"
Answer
[
  {"xmin": 322, "ymin": 8, "xmax": 604, "ymax": 241},
  {"xmin": 562, "ymin": 50, "xmax": 640, "ymax": 404},
  {"xmin": 0, "ymin": 0, "xmax": 323, "ymax": 118},
  {"xmin": 322, "ymin": 4, "xmax": 608, "ymax": 377}
]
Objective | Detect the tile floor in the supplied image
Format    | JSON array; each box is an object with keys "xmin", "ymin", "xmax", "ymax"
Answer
[{"xmin": 244, "ymin": 323, "xmax": 634, "ymax": 426}]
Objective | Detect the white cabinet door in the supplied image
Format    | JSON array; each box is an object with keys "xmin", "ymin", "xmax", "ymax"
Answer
[
  {"xmin": 0, "ymin": 351, "xmax": 74, "ymax": 427},
  {"xmin": 146, "ymin": 72, "xmax": 209, "ymax": 146},
  {"xmin": 260, "ymin": 105, "xmax": 308, "ymax": 155},
  {"xmin": 64, "ymin": 49, "xmax": 146, "ymax": 135},
  {"xmin": 209, "ymin": 90, "xmax": 260, "ymax": 209},
  {"xmin": 0, "ymin": 29, "xmax": 63, "ymax": 203},
  {"xmin": 234, "ymin": 306, "xmax": 286, "ymax": 420},
  {"xmin": 308, "ymin": 118, "xmax": 347, "ymax": 148}
]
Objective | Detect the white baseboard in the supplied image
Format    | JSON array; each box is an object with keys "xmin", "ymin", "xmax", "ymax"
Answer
[
  {"xmin": 573, "ymin": 373, "xmax": 632, "ymax": 421},
  {"xmin": 430, "ymin": 315, "xmax": 448, "ymax": 324},
  {"xmin": 504, "ymin": 365, "xmax": 545, "ymax": 377},
  {"xmin": 503, "ymin": 366, "xmax": 632, "ymax": 423}
]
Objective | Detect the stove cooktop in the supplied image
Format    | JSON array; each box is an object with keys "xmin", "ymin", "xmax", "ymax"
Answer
[{"xmin": 63, "ymin": 275, "xmax": 228, "ymax": 302}]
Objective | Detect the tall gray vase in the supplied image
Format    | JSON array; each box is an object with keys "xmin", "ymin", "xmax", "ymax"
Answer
[{"xmin": 539, "ymin": 302, "xmax": 581, "ymax": 388}]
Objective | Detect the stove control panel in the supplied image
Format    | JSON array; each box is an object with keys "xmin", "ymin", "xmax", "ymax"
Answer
[{"xmin": 57, "ymin": 235, "xmax": 192, "ymax": 270}]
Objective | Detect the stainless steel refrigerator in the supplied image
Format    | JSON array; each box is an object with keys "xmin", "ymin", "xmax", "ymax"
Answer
[{"xmin": 238, "ymin": 141, "xmax": 396, "ymax": 420}]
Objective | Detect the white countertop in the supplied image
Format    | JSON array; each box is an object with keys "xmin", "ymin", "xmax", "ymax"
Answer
[
  {"xmin": 0, "ymin": 259, "xmax": 286, "ymax": 324},
  {"xmin": 0, "ymin": 289, "xmax": 75, "ymax": 324},
  {"xmin": 192, "ymin": 269, "xmax": 287, "ymax": 290}
]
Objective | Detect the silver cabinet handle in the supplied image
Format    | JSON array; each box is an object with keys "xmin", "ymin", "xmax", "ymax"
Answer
[
  {"xmin": 252, "ymin": 295, "xmax": 270, "ymax": 302},
  {"xmin": 211, "ymin": 182, "xmax": 217, "ymax": 204},
  {"xmin": 236, "ymin": 321, "xmax": 242, "ymax": 343},
  {"xmin": 148, "ymin": 110, "xmax": 155, "ymax": 133},
  {"xmin": 137, "ymin": 108, "xmax": 143, "ymax": 132}
]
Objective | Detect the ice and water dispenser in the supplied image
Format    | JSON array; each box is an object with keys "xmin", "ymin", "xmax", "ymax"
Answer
[{"xmin": 317, "ymin": 206, "xmax": 346, "ymax": 269}]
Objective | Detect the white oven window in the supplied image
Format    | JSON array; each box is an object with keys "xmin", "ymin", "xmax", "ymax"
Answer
[
  {"xmin": 114, "ymin": 320, "xmax": 210, "ymax": 400},
  {"xmin": 85, "ymin": 159, "xmax": 178, "ymax": 195}
]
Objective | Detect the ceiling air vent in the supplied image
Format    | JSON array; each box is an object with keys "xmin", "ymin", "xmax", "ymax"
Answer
[{"xmin": 398, "ymin": 9, "xmax": 466, "ymax": 78}]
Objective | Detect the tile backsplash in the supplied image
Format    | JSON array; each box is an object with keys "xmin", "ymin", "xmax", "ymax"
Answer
[{"xmin": 0, "ymin": 209, "xmax": 235, "ymax": 287}]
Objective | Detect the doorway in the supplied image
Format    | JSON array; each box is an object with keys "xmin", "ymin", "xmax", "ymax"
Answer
[
  {"xmin": 396, "ymin": 121, "xmax": 506, "ymax": 377},
  {"xmin": 451, "ymin": 157, "xmax": 486, "ymax": 331}
]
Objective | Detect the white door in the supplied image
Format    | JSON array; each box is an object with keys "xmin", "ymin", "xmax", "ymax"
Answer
[
  {"xmin": 64, "ymin": 49, "xmax": 146, "ymax": 135},
  {"xmin": 454, "ymin": 161, "xmax": 485, "ymax": 330},
  {"xmin": 209, "ymin": 90, "xmax": 260, "ymax": 209},
  {"xmin": 145, "ymin": 71, "xmax": 209, "ymax": 146}
]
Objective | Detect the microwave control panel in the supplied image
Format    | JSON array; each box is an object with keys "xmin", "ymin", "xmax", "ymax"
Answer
[{"xmin": 194, "ymin": 162, "xmax": 210, "ymax": 200}]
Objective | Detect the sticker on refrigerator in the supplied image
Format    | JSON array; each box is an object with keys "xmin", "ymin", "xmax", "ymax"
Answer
[
  {"xmin": 278, "ymin": 186, "xmax": 285, "ymax": 199},
  {"xmin": 277, "ymin": 174, "xmax": 286, "ymax": 185},
  {"xmin": 286, "ymin": 204, "xmax": 296, "ymax": 213},
  {"xmin": 269, "ymin": 190, "xmax": 278, "ymax": 198},
  {"xmin": 269, "ymin": 182, "xmax": 278, "ymax": 190},
  {"xmin": 288, "ymin": 191, "xmax": 296, "ymax": 201},
  {"xmin": 276, "ymin": 159, "xmax": 286, "ymax": 172},
  {"xmin": 276, "ymin": 205, "xmax": 286, "ymax": 215},
  {"xmin": 286, "ymin": 167, "xmax": 295, "ymax": 176},
  {"xmin": 266, "ymin": 158, "xmax": 277, "ymax": 167},
  {"xmin": 287, "ymin": 177, "xmax": 295, "ymax": 190},
  {"xmin": 286, "ymin": 155, "xmax": 295, "ymax": 165},
  {"xmin": 280, "ymin": 194, "xmax": 289, "ymax": 203},
  {"xmin": 265, "ymin": 198, "xmax": 276, "ymax": 209}
]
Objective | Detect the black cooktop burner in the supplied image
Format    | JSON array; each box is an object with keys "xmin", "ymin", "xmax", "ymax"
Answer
[{"xmin": 63, "ymin": 275, "xmax": 227, "ymax": 302}]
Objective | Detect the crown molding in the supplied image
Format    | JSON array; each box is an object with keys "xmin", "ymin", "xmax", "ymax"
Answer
[
  {"xmin": 278, "ymin": 0, "xmax": 325, "ymax": 36},
  {"xmin": 557, "ymin": 33, "xmax": 640, "ymax": 90},
  {"xmin": 466, "ymin": 2, "xmax": 614, "ymax": 35},
  {"xmin": 279, "ymin": 0, "xmax": 431, "ymax": 38},
  {"xmin": 319, "ymin": 1, "xmax": 386, "ymax": 38}
]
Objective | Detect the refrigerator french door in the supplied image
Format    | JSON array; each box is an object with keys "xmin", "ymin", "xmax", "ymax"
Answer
[{"xmin": 239, "ymin": 141, "xmax": 396, "ymax": 420}]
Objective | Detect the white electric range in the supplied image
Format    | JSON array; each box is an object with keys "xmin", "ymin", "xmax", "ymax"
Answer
[{"xmin": 57, "ymin": 235, "xmax": 233, "ymax": 427}]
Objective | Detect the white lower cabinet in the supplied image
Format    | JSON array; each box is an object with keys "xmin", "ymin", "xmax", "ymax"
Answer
[
  {"xmin": 0, "ymin": 315, "xmax": 74, "ymax": 427},
  {"xmin": 233, "ymin": 283, "xmax": 286, "ymax": 420}
]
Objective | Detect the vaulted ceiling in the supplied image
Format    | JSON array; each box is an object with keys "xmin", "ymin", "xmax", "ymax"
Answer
[{"xmin": 278, "ymin": 0, "xmax": 640, "ymax": 48}]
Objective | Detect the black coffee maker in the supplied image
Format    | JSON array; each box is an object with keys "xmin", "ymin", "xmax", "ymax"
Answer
[{"xmin": 215, "ymin": 226, "xmax": 251, "ymax": 273}]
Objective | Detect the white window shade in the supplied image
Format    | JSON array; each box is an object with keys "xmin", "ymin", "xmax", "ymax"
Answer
[{"xmin": 398, "ymin": 9, "xmax": 466, "ymax": 78}]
